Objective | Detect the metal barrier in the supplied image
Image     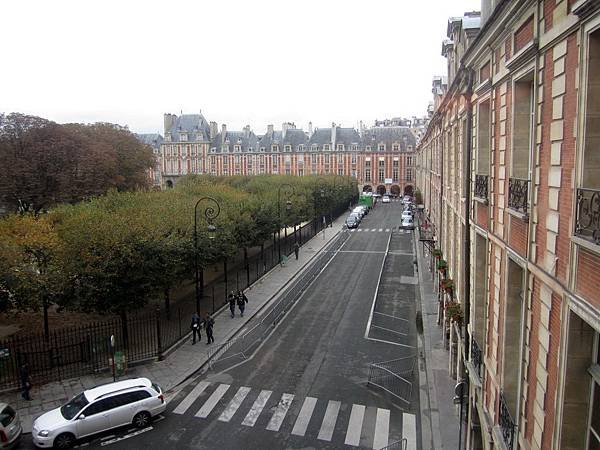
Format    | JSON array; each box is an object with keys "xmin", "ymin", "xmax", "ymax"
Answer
[
  {"xmin": 379, "ymin": 438, "xmax": 407, "ymax": 450},
  {"xmin": 207, "ymin": 231, "xmax": 350, "ymax": 371},
  {"xmin": 367, "ymin": 355, "xmax": 415, "ymax": 405}
]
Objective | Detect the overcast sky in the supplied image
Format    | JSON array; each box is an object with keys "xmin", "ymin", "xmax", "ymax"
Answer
[{"xmin": 1, "ymin": 0, "xmax": 480, "ymax": 135}]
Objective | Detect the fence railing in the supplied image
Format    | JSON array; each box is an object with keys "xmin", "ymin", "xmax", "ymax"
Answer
[
  {"xmin": 0, "ymin": 205, "xmax": 351, "ymax": 391},
  {"xmin": 474, "ymin": 174, "xmax": 489, "ymax": 202},
  {"xmin": 471, "ymin": 337, "xmax": 483, "ymax": 380},
  {"xmin": 508, "ymin": 177, "xmax": 529, "ymax": 215},
  {"xmin": 575, "ymin": 187, "xmax": 600, "ymax": 245},
  {"xmin": 499, "ymin": 390, "xmax": 516, "ymax": 450},
  {"xmin": 378, "ymin": 439, "xmax": 407, "ymax": 450},
  {"xmin": 367, "ymin": 356, "xmax": 415, "ymax": 405}
]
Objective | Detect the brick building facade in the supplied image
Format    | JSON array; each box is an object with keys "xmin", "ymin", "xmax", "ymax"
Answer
[
  {"xmin": 159, "ymin": 112, "xmax": 424, "ymax": 196},
  {"xmin": 415, "ymin": 1, "xmax": 600, "ymax": 449}
]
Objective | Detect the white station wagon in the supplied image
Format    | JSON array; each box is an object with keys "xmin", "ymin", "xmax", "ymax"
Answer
[{"xmin": 33, "ymin": 378, "xmax": 166, "ymax": 449}]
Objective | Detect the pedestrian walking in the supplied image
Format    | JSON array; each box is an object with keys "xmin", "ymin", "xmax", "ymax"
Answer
[
  {"xmin": 19, "ymin": 362, "xmax": 32, "ymax": 401},
  {"xmin": 204, "ymin": 313, "xmax": 215, "ymax": 344},
  {"xmin": 236, "ymin": 292, "xmax": 246, "ymax": 317},
  {"xmin": 293, "ymin": 242, "xmax": 300, "ymax": 260},
  {"xmin": 228, "ymin": 291, "xmax": 236, "ymax": 318},
  {"xmin": 190, "ymin": 312, "xmax": 202, "ymax": 344}
]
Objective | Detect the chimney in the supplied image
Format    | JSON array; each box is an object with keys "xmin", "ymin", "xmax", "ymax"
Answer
[
  {"xmin": 331, "ymin": 122, "xmax": 336, "ymax": 149},
  {"xmin": 308, "ymin": 121, "xmax": 313, "ymax": 137},
  {"xmin": 267, "ymin": 124, "xmax": 274, "ymax": 136},
  {"xmin": 282, "ymin": 122, "xmax": 289, "ymax": 140},
  {"xmin": 221, "ymin": 124, "xmax": 227, "ymax": 143},
  {"xmin": 209, "ymin": 121, "xmax": 218, "ymax": 139},
  {"xmin": 164, "ymin": 113, "xmax": 176, "ymax": 134},
  {"xmin": 244, "ymin": 125, "xmax": 251, "ymax": 138}
]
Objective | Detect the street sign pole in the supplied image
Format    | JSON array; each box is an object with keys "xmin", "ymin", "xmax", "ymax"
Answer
[{"xmin": 110, "ymin": 335, "xmax": 116, "ymax": 382}]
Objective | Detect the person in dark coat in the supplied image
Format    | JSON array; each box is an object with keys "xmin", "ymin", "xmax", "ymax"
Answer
[
  {"xmin": 19, "ymin": 362, "xmax": 32, "ymax": 401},
  {"xmin": 228, "ymin": 291, "xmax": 236, "ymax": 318},
  {"xmin": 204, "ymin": 312, "xmax": 215, "ymax": 344},
  {"xmin": 293, "ymin": 242, "xmax": 300, "ymax": 260},
  {"xmin": 190, "ymin": 312, "xmax": 202, "ymax": 344},
  {"xmin": 236, "ymin": 291, "xmax": 245, "ymax": 317}
]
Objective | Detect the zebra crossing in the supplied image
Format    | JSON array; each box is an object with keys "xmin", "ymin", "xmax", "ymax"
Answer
[
  {"xmin": 344, "ymin": 228, "xmax": 392, "ymax": 233},
  {"xmin": 171, "ymin": 381, "xmax": 417, "ymax": 449}
]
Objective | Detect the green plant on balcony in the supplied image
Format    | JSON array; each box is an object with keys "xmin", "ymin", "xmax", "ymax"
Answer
[
  {"xmin": 437, "ymin": 259, "xmax": 447, "ymax": 273},
  {"xmin": 445, "ymin": 301, "xmax": 463, "ymax": 326},
  {"xmin": 441, "ymin": 278, "xmax": 455, "ymax": 294},
  {"xmin": 432, "ymin": 249, "xmax": 443, "ymax": 259}
]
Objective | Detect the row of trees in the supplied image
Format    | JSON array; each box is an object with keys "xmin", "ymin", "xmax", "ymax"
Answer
[
  {"xmin": 0, "ymin": 113, "xmax": 155, "ymax": 214},
  {"xmin": 0, "ymin": 175, "xmax": 356, "ymax": 326}
]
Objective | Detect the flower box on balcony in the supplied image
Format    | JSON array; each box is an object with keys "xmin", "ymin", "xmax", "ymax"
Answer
[
  {"xmin": 441, "ymin": 278, "xmax": 455, "ymax": 294},
  {"xmin": 445, "ymin": 301, "xmax": 463, "ymax": 326},
  {"xmin": 432, "ymin": 249, "xmax": 443, "ymax": 259},
  {"xmin": 437, "ymin": 259, "xmax": 447, "ymax": 272}
]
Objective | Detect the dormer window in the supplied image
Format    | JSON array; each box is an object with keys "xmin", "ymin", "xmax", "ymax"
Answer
[
  {"xmin": 225, "ymin": 138, "xmax": 230, "ymax": 144},
  {"xmin": 312, "ymin": 144, "xmax": 318, "ymax": 151},
  {"xmin": 337, "ymin": 144, "xmax": 344, "ymax": 151},
  {"xmin": 248, "ymin": 147, "xmax": 253, "ymax": 152},
  {"xmin": 323, "ymin": 144, "xmax": 330, "ymax": 151},
  {"xmin": 298, "ymin": 144, "xmax": 304, "ymax": 152},
  {"xmin": 378, "ymin": 144, "xmax": 385, "ymax": 152},
  {"xmin": 351, "ymin": 144, "xmax": 358, "ymax": 151},
  {"xmin": 234, "ymin": 145, "xmax": 241, "ymax": 152},
  {"xmin": 222, "ymin": 145, "xmax": 229, "ymax": 153},
  {"xmin": 260, "ymin": 147, "xmax": 265, "ymax": 152},
  {"xmin": 392, "ymin": 143, "xmax": 399, "ymax": 151},
  {"xmin": 165, "ymin": 133, "xmax": 172, "ymax": 142},
  {"xmin": 284, "ymin": 145, "xmax": 292, "ymax": 152},
  {"xmin": 210, "ymin": 147, "xmax": 216, "ymax": 153},
  {"xmin": 366, "ymin": 145, "xmax": 372, "ymax": 151},
  {"xmin": 180, "ymin": 133, "xmax": 188, "ymax": 142},
  {"xmin": 272, "ymin": 145, "xmax": 279, "ymax": 152}
]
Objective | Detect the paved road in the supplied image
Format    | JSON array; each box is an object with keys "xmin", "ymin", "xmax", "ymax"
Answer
[{"xmin": 20, "ymin": 201, "xmax": 420, "ymax": 450}]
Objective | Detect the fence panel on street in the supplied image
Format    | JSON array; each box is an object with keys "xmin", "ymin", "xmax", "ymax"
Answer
[{"xmin": 367, "ymin": 356, "xmax": 415, "ymax": 406}]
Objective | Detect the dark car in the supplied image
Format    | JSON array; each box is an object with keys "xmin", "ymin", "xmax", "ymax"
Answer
[{"xmin": 346, "ymin": 216, "xmax": 359, "ymax": 229}]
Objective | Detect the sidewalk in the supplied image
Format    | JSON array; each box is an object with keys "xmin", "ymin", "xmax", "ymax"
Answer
[
  {"xmin": 415, "ymin": 230, "xmax": 460, "ymax": 450},
  {"xmin": 2, "ymin": 216, "xmax": 347, "ymax": 434}
]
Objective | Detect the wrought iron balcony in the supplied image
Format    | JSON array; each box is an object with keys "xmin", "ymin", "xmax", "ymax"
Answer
[
  {"xmin": 508, "ymin": 177, "xmax": 529, "ymax": 215},
  {"xmin": 470, "ymin": 338, "xmax": 483, "ymax": 379},
  {"xmin": 499, "ymin": 391, "xmax": 516, "ymax": 450},
  {"xmin": 474, "ymin": 174, "xmax": 489, "ymax": 201},
  {"xmin": 575, "ymin": 187, "xmax": 600, "ymax": 245}
]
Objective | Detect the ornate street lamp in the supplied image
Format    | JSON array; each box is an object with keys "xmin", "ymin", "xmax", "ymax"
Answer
[
  {"xmin": 193, "ymin": 196, "xmax": 221, "ymax": 314},
  {"xmin": 277, "ymin": 184, "xmax": 294, "ymax": 263}
]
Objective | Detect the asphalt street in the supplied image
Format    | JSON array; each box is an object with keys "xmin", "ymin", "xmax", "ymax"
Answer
[{"xmin": 20, "ymin": 200, "xmax": 420, "ymax": 450}]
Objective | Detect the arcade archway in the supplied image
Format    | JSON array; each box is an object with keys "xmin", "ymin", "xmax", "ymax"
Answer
[
  {"xmin": 403, "ymin": 185, "xmax": 414, "ymax": 196},
  {"xmin": 376, "ymin": 185, "xmax": 386, "ymax": 195},
  {"xmin": 390, "ymin": 185, "xmax": 401, "ymax": 197},
  {"xmin": 362, "ymin": 185, "xmax": 373, "ymax": 193}
]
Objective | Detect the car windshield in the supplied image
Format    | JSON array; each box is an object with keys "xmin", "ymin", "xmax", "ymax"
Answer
[
  {"xmin": 0, "ymin": 405, "xmax": 15, "ymax": 427},
  {"xmin": 60, "ymin": 393, "xmax": 89, "ymax": 420}
]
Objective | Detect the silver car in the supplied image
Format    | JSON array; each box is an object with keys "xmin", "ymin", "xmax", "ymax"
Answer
[{"xmin": 0, "ymin": 403, "xmax": 22, "ymax": 449}]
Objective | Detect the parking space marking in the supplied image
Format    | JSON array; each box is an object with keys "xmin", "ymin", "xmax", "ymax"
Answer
[{"xmin": 100, "ymin": 426, "xmax": 153, "ymax": 446}]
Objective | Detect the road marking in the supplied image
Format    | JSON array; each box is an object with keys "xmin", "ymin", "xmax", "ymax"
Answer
[
  {"xmin": 100, "ymin": 427, "xmax": 153, "ymax": 446},
  {"xmin": 364, "ymin": 233, "xmax": 392, "ymax": 339},
  {"xmin": 371, "ymin": 228, "xmax": 377, "ymax": 232},
  {"xmin": 291, "ymin": 396, "xmax": 318, "ymax": 436},
  {"xmin": 218, "ymin": 386, "xmax": 251, "ymax": 422},
  {"xmin": 195, "ymin": 383, "xmax": 230, "ymax": 418},
  {"xmin": 403, "ymin": 412, "xmax": 417, "ymax": 450},
  {"xmin": 242, "ymin": 390, "xmax": 272, "ymax": 427},
  {"xmin": 385, "ymin": 228, "xmax": 390, "ymax": 232},
  {"xmin": 317, "ymin": 400, "xmax": 341, "ymax": 441},
  {"xmin": 378, "ymin": 228, "xmax": 383, "ymax": 232},
  {"xmin": 357, "ymin": 229, "xmax": 362, "ymax": 232},
  {"xmin": 173, "ymin": 381, "xmax": 210, "ymax": 415},
  {"xmin": 266, "ymin": 393, "xmax": 294, "ymax": 431},
  {"xmin": 373, "ymin": 408, "xmax": 390, "ymax": 449},
  {"xmin": 344, "ymin": 404, "xmax": 365, "ymax": 446}
]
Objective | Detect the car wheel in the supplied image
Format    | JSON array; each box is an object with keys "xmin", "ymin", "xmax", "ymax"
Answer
[
  {"xmin": 133, "ymin": 411, "xmax": 151, "ymax": 428},
  {"xmin": 54, "ymin": 433, "xmax": 76, "ymax": 449}
]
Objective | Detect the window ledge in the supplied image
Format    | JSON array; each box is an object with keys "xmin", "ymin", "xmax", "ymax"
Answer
[
  {"xmin": 465, "ymin": 361, "xmax": 483, "ymax": 389},
  {"xmin": 571, "ymin": 235, "xmax": 600, "ymax": 256},
  {"xmin": 572, "ymin": 0, "xmax": 600, "ymax": 18},
  {"xmin": 492, "ymin": 425, "xmax": 512, "ymax": 450},
  {"xmin": 507, "ymin": 207, "xmax": 528, "ymax": 221},
  {"xmin": 475, "ymin": 78, "xmax": 492, "ymax": 95},
  {"xmin": 506, "ymin": 39, "xmax": 539, "ymax": 72},
  {"xmin": 474, "ymin": 196, "xmax": 489, "ymax": 206}
]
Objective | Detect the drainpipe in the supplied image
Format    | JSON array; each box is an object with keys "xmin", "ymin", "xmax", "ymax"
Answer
[{"xmin": 464, "ymin": 69, "xmax": 474, "ymax": 363}]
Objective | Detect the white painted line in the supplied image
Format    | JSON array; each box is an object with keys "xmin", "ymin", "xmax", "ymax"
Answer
[
  {"xmin": 153, "ymin": 415, "xmax": 166, "ymax": 423},
  {"xmin": 291, "ymin": 396, "xmax": 318, "ymax": 436},
  {"xmin": 371, "ymin": 229, "xmax": 377, "ymax": 232},
  {"xmin": 242, "ymin": 390, "xmax": 272, "ymax": 427},
  {"xmin": 100, "ymin": 427, "xmax": 153, "ymax": 446},
  {"xmin": 344, "ymin": 404, "xmax": 366, "ymax": 446},
  {"xmin": 195, "ymin": 383, "xmax": 230, "ymax": 418},
  {"xmin": 385, "ymin": 228, "xmax": 390, "ymax": 232},
  {"xmin": 218, "ymin": 386, "xmax": 251, "ymax": 422},
  {"xmin": 357, "ymin": 229, "xmax": 362, "ymax": 232},
  {"xmin": 173, "ymin": 381, "xmax": 210, "ymax": 415},
  {"xmin": 365, "ymin": 336, "xmax": 415, "ymax": 348},
  {"xmin": 317, "ymin": 400, "xmax": 341, "ymax": 441},
  {"xmin": 364, "ymin": 233, "xmax": 392, "ymax": 338},
  {"xmin": 372, "ymin": 408, "xmax": 390, "ymax": 449},
  {"xmin": 100, "ymin": 435, "xmax": 116, "ymax": 441},
  {"xmin": 266, "ymin": 393, "xmax": 294, "ymax": 431},
  {"xmin": 378, "ymin": 228, "xmax": 383, "ymax": 232},
  {"xmin": 403, "ymin": 412, "xmax": 417, "ymax": 450}
]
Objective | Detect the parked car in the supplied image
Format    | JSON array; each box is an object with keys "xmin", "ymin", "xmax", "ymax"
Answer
[
  {"xmin": 352, "ymin": 207, "xmax": 366, "ymax": 219},
  {"xmin": 401, "ymin": 217, "xmax": 415, "ymax": 230},
  {"xmin": 402, "ymin": 195, "xmax": 412, "ymax": 204},
  {"xmin": 348, "ymin": 212, "xmax": 361, "ymax": 222},
  {"xmin": 0, "ymin": 403, "xmax": 22, "ymax": 449},
  {"xmin": 33, "ymin": 378, "xmax": 166, "ymax": 449},
  {"xmin": 346, "ymin": 216, "xmax": 359, "ymax": 229},
  {"xmin": 401, "ymin": 210, "xmax": 413, "ymax": 220},
  {"xmin": 382, "ymin": 195, "xmax": 390, "ymax": 203}
]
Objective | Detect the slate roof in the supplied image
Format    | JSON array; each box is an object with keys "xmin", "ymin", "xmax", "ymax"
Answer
[
  {"xmin": 362, "ymin": 126, "xmax": 416, "ymax": 151},
  {"xmin": 336, "ymin": 128, "xmax": 361, "ymax": 146},
  {"xmin": 166, "ymin": 114, "xmax": 211, "ymax": 142},
  {"xmin": 210, "ymin": 130, "xmax": 260, "ymax": 152},
  {"xmin": 135, "ymin": 133, "xmax": 163, "ymax": 149}
]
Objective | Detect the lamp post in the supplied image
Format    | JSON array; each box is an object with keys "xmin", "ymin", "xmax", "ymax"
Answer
[
  {"xmin": 313, "ymin": 178, "xmax": 327, "ymax": 230},
  {"xmin": 193, "ymin": 196, "xmax": 220, "ymax": 314},
  {"xmin": 277, "ymin": 184, "xmax": 294, "ymax": 264}
]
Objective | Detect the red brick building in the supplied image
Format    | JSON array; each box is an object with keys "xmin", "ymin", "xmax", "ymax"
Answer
[
  {"xmin": 415, "ymin": 1, "xmax": 600, "ymax": 449},
  {"xmin": 160, "ymin": 113, "xmax": 423, "ymax": 196}
]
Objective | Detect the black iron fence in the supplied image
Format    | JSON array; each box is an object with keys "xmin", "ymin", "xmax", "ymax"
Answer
[
  {"xmin": 0, "ymin": 207, "xmax": 350, "ymax": 391},
  {"xmin": 508, "ymin": 177, "xmax": 529, "ymax": 215},
  {"xmin": 471, "ymin": 337, "xmax": 483, "ymax": 380},
  {"xmin": 575, "ymin": 187, "xmax": 600, "ymax": 245},
  {"xmin": 474, "ymin": 174, "xmax": 489, "ymax": 202},
  {"xmin": 499, "ymin": 391, "xmax": 516, "ymax": 450}
]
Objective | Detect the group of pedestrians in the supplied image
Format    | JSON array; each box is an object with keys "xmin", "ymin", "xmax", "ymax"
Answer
[
  {"xmin": 190, "ymin": 311, "xmax": 215, "ymax": 345},
  {"xmin": 228, "ymin": 290, "xmax": 248, "ymax": 318}
]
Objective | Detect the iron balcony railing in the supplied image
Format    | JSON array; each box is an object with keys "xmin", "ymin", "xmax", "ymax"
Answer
[
  {"xmin": 499, "ymin": 391, "xmax": 516, "ymax": 450},
  {"xmin": 575, "ymin": 187, "xmax": 600, "ymax": 245},
  {"xmin": 508, "ymin": 177, "xmax": 529, "ymax": 215},
  {"xmin": 474, "ymin": 174, "xmax": 489, "ymax": 201},
  {"xmin": 471, "ymin": 337, "xmax": 483, "ymax": 379}
]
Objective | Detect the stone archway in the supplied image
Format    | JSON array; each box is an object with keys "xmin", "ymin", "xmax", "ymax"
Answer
[
  {"xmin": 376, "ymin": 185, "xmax": 386, "ymax": 195},
  {"xmin": 362, "ymin": 184, "xmax": 373, "ymax": 193},
  {"xmin": 403, "ymin": 184, "xmax": 414, "ymax": 196},
  {"xmin": 165, "ymin": 180, "xmax": 174, "ymax": 189},
  {"xmin": 390, "ymin": 185, "xmax": 401, "ymax": 197}
]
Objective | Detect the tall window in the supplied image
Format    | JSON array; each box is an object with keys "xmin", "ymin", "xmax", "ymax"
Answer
[
  {"xmin": 378, "ymin": 144, "xmax": 385, "ymax": 152},
  {"xmin": 393, "ymin": 160, "xmax": 399, "ymax": 181},
  {"xmin": 512, "ymin": 74, "xmax": 534, "ymax": 180},
  {"xmin": 272, "ymin": 145, "xmax": 279, "ymax": 152},
  {"xmin": 378, "ymin": 160, "xmax": 385, "ymax": 182},
  {"xmin": 323, "ymin": 144, "xmax": 330, "ymax": 151},
  {"xmin": 351, "ymin": 154, "xmax": 357, "ymax": 164},
  {"xmin": 337, "ymin": 144, "xmax": 344, "ymax": 151},
  {"xmin": 406, "ymin": 168, "xmax": 413, "ymax": 181},
  {"xmin": 393, "ymin": 143, "xmax": 399, "ymax": 151},
  {"xmin": 477, "ymin": 99, "xmax": 491, "ymax": 175}
]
